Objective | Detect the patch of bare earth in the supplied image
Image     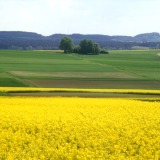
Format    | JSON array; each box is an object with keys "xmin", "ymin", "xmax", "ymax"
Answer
[
  {"xmin": 25, "ymin": 79, "xmax": 160, "ymax": 89},
  {"xmin": 11, "ymin": 71, "xmax": 141, "ymax": 79},
  {"xmin": 9, "ymin": 92, "xmax": 160, "ymax": 98}
]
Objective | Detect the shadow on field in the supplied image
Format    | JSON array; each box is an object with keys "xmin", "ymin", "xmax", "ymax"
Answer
[{"xmin": 9, "ymin": 92, "xmax": 160, "ymax": 98}]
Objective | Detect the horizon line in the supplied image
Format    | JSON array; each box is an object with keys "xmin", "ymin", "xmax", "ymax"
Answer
[{"xmin": 0, "ymin": 30, "xmax": 160, "ymax": 37}]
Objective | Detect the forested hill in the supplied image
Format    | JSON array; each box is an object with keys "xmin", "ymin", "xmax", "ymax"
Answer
[
  {"xmin": 48, "ymin": 32, "xmax": 160, "ymax": 42},
  {"xmin": 0, "ymin": 31, "xmax": 43, "ymax": 39},
  {"xmin": 1, "ymin": 31, "xmax": 160, "ymax": 50}
]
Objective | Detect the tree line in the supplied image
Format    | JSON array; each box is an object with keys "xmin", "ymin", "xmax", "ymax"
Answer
[
  {"xmin": 1, "ymin": 32, "xmax": 160, "ymax": 50},
  {"xmin": 1, "ymin": 38, "xmax": 160, "ymax": 50},
  {"xmin": 59, "ymin": 36, "xmax": 109, "ymax": 55}
]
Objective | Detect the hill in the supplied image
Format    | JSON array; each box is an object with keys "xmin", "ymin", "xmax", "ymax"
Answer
[
  {"xmin": 0, "ymin": 31, "xmax": 43, "ymax": 39},
  {"xmin": 1, "ymin": 31, "xmax": 160, "ymax": 50},
  {"xmin": 48, "ymin": 32, "xmax": 160, "ymax": 42}
]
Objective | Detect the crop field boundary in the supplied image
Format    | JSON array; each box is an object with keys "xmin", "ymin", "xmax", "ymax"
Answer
[
  {"xmin": 4, "ymin": 71, "xmax": 34, "ymax": 87},
  {"xmin": 0, "ymin": 87, "xmax": 160, "ymax": 98}
]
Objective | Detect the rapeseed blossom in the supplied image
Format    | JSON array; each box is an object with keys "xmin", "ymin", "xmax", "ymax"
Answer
[
  {"xmin": 0, "ymin": 87, "xmax": 160, "ymax": 95},
  {"xmin": 0, "ymin": 97, "xmax": 159, "ymax": 159}
]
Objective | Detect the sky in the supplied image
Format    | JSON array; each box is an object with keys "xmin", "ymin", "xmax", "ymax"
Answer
[{"xmin": 0, "ymin": 0, "xmax": 160, "ymax": 36}]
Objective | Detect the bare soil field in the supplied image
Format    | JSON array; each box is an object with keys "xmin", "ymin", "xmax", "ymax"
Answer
[
  {"xmin": 25, "ymin": 79, "xmax": 160, "ymax": 89},
  {"xmin": 11, "ymin": 71, "xmax": 141, "ymax": 79},
  {"xmin": 9, "ymin": 92, "xmax": 160, "ymax": 98}
]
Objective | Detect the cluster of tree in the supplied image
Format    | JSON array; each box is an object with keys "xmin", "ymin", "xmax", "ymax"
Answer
[{"xmin": 59, "ymin": 36, "xmax": 108, "ymax": 55}]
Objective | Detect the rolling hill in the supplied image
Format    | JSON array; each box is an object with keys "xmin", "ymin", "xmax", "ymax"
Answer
[{"xmin": 1, "ymin": 31, "xmax": 160, "ymax": 50}]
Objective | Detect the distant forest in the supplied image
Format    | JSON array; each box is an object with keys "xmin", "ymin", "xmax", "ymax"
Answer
[{"xmin": 1, "ymin": 31, "xmax": 160, "ymax": 50}]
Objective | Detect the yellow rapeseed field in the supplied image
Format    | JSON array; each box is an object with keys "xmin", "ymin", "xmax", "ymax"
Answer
[
  {"xmin": 0, "ymin": 87, "xmax": 160, "ymax": 95},
  {"xmin": 0, "ymin": 97, "xmax": 159, "ymax": 160}
]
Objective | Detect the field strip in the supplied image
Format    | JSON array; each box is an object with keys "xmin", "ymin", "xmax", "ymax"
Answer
[
  {"xmin": 0, "ymin": 87, "xmax": 160, "ymax": 95},
  {"xmin": 11, "ymin": 71, "xmax": 141, "ymax": 79},
  {"xmin": 68, "ymin": 53, "xmax": 145, "ymax": 79},
  {"xmin": 6, "ymin": 71, "xmax": 34, "ymax": 87},
  {"xmin": 157, "ymin": 53, "xmax": 160, "ymax": 56}
]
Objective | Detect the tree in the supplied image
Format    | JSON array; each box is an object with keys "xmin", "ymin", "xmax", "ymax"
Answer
[
  {"xmin": 80, "ymin": 39, "xmax": 94, "ymax": 54},
  {"xmin": 93, "ymin": 43, "xmax": 100, "ymax": 54},
  {"xmin": 59, "ymin": 36, "xmax": 73, "ymax": 53},
  {"xmin": 79, "ymin": 39, "xmax": 88, "ymax": 54},
  {"xmin": 79, "ymin": 39, "xmax": 100, "ymax": 54},
  {"xmin": 73, "ymin": 45, "xmax": 81, "ymax": 53},
  {"xmin": 87, "ymin": 40, "xmax": 95, "ymax": 53},
  {"xmin": 100, "ymin": 49, "xmax": 109, "ymax": 54}
]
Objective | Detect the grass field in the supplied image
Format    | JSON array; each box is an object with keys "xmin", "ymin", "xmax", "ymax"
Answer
[{"xmin": 0, "ymin": 50, "xmax": 160, "ymax": 89}]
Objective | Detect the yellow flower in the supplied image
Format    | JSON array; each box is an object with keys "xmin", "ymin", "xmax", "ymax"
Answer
[{"xmin": 0, "ymin": 97, "xmax": 159, "ymax": 159}]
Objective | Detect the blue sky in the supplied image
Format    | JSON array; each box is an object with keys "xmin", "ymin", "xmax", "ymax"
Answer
[{"xmin": 0, "ymin": 0, "xmax": 160, "ymax": 36}]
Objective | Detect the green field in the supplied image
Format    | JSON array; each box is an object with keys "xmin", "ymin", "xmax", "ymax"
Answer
[{"xmin": 0, "ymin": 50, "xmax": 160, "ymax": 89}]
